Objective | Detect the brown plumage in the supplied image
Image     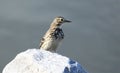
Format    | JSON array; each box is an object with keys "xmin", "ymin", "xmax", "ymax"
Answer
[{"xmin": 39, "ymin": 16, "xmax": 71, "ymax": 52}]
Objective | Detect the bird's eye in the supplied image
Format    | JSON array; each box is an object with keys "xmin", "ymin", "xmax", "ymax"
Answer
[{"xmin": 60, "ymin": 18, "xmax": 64, "ymax": 21}]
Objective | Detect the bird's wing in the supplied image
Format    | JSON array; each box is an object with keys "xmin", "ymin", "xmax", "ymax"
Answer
[{"xmin": 39, "ymin": 38, "xmax": 45, "ymax": 49}]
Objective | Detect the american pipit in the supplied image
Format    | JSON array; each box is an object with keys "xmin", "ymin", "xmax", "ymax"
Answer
[{"xmin": 39, "ymin": 16, "xmax": 71, "ymax": 52}]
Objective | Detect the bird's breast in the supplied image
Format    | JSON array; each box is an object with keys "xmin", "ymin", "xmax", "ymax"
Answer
[
  {"xmin": 41, "ymin": 28, "xmax": 64, "ymax": 51},
  {"xmin": 52, "ymin": 28, "xmax": 64, "ymax": 40}
]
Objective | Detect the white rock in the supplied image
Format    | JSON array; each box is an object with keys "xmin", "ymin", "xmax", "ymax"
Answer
[{"xmin": 2, "ymin": 49, "xmax": 88, "ymax": 73}]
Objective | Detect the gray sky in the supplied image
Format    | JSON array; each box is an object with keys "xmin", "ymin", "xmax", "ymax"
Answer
[{"xmin": 0, "ymin": 0, "xmax": 120, "ymax": 73}]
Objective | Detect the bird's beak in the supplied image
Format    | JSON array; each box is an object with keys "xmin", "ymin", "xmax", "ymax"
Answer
[{"xmin": 64, "ymin": 19, "xmax": 71, "ymax": 23}]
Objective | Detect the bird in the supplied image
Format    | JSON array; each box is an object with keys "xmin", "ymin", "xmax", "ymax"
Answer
[{"xmin": 39, "ymin": 16, "xmax": 71, "ymax": 52}]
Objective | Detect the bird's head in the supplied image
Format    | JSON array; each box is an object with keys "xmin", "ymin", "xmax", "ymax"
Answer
[{"xmin": 51, "ymin": 16, "xmax": 71, "ymax": 28}]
